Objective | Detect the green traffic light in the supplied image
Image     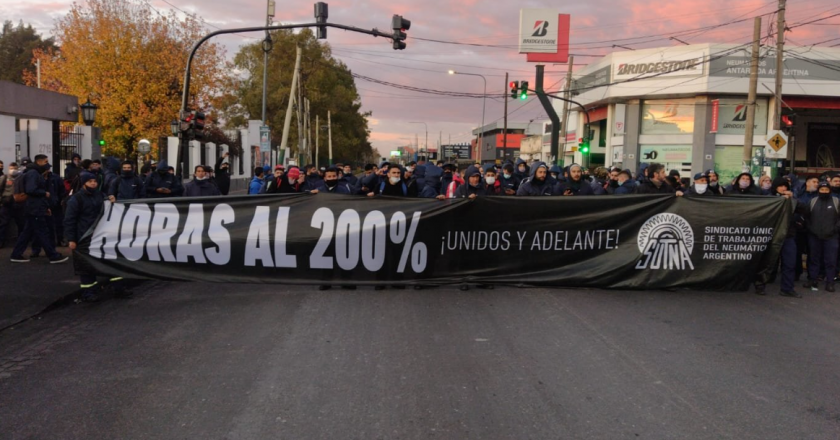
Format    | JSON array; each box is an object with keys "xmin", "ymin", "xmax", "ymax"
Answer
[
  {"xmin": 519, "ymin": 93, "xmax": 527, "ymax": 101},
  {"xmin": 98, "ymin": 140, "xmax": 105, "ymax": 146}
]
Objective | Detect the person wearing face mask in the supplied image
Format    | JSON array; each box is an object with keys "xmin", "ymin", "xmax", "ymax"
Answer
[
  {"xmin": 342, "ymin": 164, "xmax": 358, "ymax": 190},
  {"xmin": 214, "ymin": 152, "xmax": 232, "ymax": 195},
  {"xmin": 482, "ymin": 164, "xmax": 501, "ymax": 195},
  {"xmin": 314, "ymin": 167, "xmax": 352, "ymax": 194},
  {"xmin": 498, "ymin": 163, "xmax": 519, "ymax": 196},
  {"xmin": 10, "ymin": 155, "xmax": 68, "ymax": 264},
  {"xmin": 183, "ymin": 165, "xmax": 221, "ymax": 197},
  {"xmin": 556, "ymin": 164, "xmax": 595, "ymax": 196},
  {"xmin": 514, "ymin": 158, "xmax": 530, "ymax": 182},
  {"xmin": 369, "ymin": 164, "xmax": 410, "ymax": 197},
  {"xmin": 613, "ymin": 170, "xmax": 635, "ymax": 195},
  {"xmin": 726, "ymin": 172, "xmax": 760, "ymax": 195},
  {"xmin": 516, "ymin": 162, "xmax": 556, "ymax": 196},
  {"xmin": 548, "ymin": 165, "xmax": 562, "ymax": 185},
  {"xmin": 757, "ymin": 175, "xmax": 773, "ymax": 195},
  {"xmin": 145, "ymin": 160, "xmax": 184, "ymax": 198},
  {"xmin": 439, "ymin": 163, "xmax": 456, "ymax": 196},
  {"xmin": 685, "ymin": 172, "xmax": 714, "ymax": 197},
  {"xmin": 705, "ymin": 169, "xmax": 724, "ymax": 196},
  {"xmin": 107, "ymin": 161, "xmax": 145, "ymax": 201},
  {"xmin": 805, "ymin": 182, "xmax": 840, "ymax": 293}
]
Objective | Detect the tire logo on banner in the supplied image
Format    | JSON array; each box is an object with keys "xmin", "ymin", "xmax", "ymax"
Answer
[{"xmin": 636, "ymin": 214, "xmax": 695, "ymax": 270}]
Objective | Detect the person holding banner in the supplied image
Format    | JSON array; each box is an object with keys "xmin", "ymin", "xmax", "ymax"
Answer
[
  {"xmin": 706, "ymin": 169, "xmax": 725, "ymax": 196},
  {"xmin": 726, "ymin": 173, "xmax": 760, "ymax": 196},
  {"xmin": 555, "ymin": 164, "xmax": 595, "ymax": 196},
  {"xmin": 613, "ymin": 170, "xmax": 635, "ymax": 195},
  {"xmin": 451, "ymin": 166, "xmax": 487, "ymax": 199},
  {"xmin": 498, "ymin": 163, "xmax": 519, "ymax": 196},
  {"xmin": 314, "ymin": 167, "xmax": 352, "ymax": 195},
  {"xmin": 685, "ymin": 172, "xmax": 714, "ymax": 197},
  {"xmin": 145, "ymin": 160, "xmax": 183, "ymax": 198},
  {"xmin": 516, "ymin": 162, "xmax": 556, "ymax": 197},
  {"xmin": 368, "ymin": 164, "xmax": 410, "ymax": 198},
  {"xmin": 183, "ymin": 165, "xmax": 221, "ymax": 197},
  {"xmin": 763, "ymin": 177, "xmax": 806, "ymax": 298}
]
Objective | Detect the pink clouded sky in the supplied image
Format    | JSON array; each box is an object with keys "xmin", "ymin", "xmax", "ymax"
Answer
[{"xmin": 6, "ymin": 0, "xmax": 840, "ymax": 158}]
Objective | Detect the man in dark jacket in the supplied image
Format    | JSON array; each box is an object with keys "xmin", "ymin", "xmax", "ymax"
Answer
[
  {"xmin": 685, "ymin": 172, "xmax": 714, "ymax": 197},
  {"xmin": 634, "ymin": 163, "xmax": 682, "ymax": 196},
  {"xmin": 265, "ymin": 165, "xmax": 285, "ymax": 193},
  {"xmin": 516, "ymin": 162, "xmax": 556, "ymax": 196},
  {"xmin": 452, "ymin": 166, "xmax": 487, "ymax": 199},
  {"xmin": 64, "ymin": 153, "xmax": 82, "ymax": 186},
  {"xmin": 184, "ymin": 165, "xmax": 221, "ymax": 197},
  {"xmin": 10, "ymin": 155, "xmax": 68, "ymax": 264},
  {"xmin": 0, "ymin": 162, "xmax": 23, "ymax": 248},
  {"xmin": 145, "ymin": 160, "xmax": 183, "ymax": 198},
  {"xmin": 342, "ymin": 164, "xmax": 358, "ymax": 190},
  {"xmin": 498, "ymin": 163, "xmax": 519, "ymax": 196},
  {"xmin": 419, "ymin": 165, "xmax": 443, "ymax": 198},
  {"xmin": 102, "ymin": 157, "xmax": 121, "ymax": 194},
  {"xmin": 314, "ymin": 167, "xmax": 352, "ymax": 194},
  {"xmin": 613, "ymin": 170, "xmax": 635, "ymax": 195},
  {"xmin": 556, "ymin": 164, "xmax": 595, "ymax": 196},
  {"xmin": 726, "ymin": 172, "xmax": 761, "ymax": 195},
  {"xmin": 763, "ymin": 176, "xmax": 806, "ymax": 297},
  {"xmin": 805, "ymin": 181, "xmax": 840, "ymax": 292},
  {"xmin": 108, "ymin": 161, "xmax": 145, "ymax": 201},
  {"xmin": 214, "ymin": 153, "xmax": 232, "ymax": 195},
  {"xmin": 368, "ymin": 164, "xmax": 409, "ymax": 197},
  {"xmin": 514, "ymin": 158, "xmax": 530, "ymax": 182},
  {"xmin": 706, "ymin": 169, "xmax": 725, "ymax": 195}
]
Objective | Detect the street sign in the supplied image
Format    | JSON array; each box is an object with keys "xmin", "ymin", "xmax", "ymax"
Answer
[
  {"xmin": 442, "ymin": 144, "xmax": 471, "ymax": 159},
  {"xmin": 765, "ymin": 130, "xmax": 788, "ymax": 159},
  {"xmin": 260, "ymin": 126, "xmax": 270, "ymax": 152}
]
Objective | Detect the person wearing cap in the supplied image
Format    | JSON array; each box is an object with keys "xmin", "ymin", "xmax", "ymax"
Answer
[
  {"xmin": 555, "ymin": 164, "xmax": 594, "ymax": 196},
  {"xmin": 635, "ymin": 163, "xmax": 682, "ymax": 196},
  {"xmin": 265, "ymin": 165, "xmax": 286, "ymax": 193},
  {"xmin": 214, "ymin": 152, "xmax": 232, "ymax": 195},
  {"xmin": 685, "ymin": 172, "xmax": 714, "ymax": 197},
  {"xmin": 706, "ymin": 169, "xmax": 724, "ymax": 195},
  {"xmin": 183, "ymin": 165, "xmax": 221, "ymax": 197},
  {"xmin": 276, "ymin": 167, "xmax": 309, "ymax": 193},
  {"xmin": 516, "ymin": 162, "xmax": 556, "ymax": 196},
  {"xmin": 804, "ymin": 181, "xmax": 840, "ymax": 293},
  {"xmin": 498, "ymin": 163, "xmax": 519, "ymax": 196},
  {"xmin": 759, "ymin": 176, "xmax": 806, "ymax": 297}
]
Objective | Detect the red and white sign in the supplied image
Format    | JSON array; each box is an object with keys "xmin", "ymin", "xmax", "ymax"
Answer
[
  {"xmin": 710, "ymin": 99, "xmax": 720, "ymax": 133},
  {"xmin": 519, "ymin": 10, "xmax": 570, "ymax": 63}
]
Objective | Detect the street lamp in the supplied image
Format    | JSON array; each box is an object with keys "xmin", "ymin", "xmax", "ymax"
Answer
[
  {"xmin": 80, "ymin": 99, "xmax": 98, "ymax": 126},
  {"xmin": 170, "ymin": 119, "xmax": 180, "ymax": 137},
  {"xmin": 448, "ymin": 70, "xmax": 486, "ymax": 162},
  {"xmin": 409, "ymin": 121, "xmax": 428, "ymax": 161}
]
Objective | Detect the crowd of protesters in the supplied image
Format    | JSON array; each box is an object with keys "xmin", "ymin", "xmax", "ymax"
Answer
[{"xmin": 2, "ymin": 152, "xmax": 837, "ymax": 300}]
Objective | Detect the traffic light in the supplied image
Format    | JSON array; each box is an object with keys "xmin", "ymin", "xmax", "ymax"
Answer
[
  {"xmin": 519, "ymin": 81, "xmax": 529, "ymax": 100},
  {"xmin": 509, "ymin": 81, "xmax": 519, "ymax": 99},
  {"xmin": 578, "ymin": 138, "xmax": 590, "ymax": 154},
  {"xmin": 98, "ymin": 139, "xmax": 105, "ymax": 147},
  {"xmin": 392, "ymin": 15, "xmax": 410, "ymax": 50},
  {"xmin": 192, "ymin": 111, "xmax": 206, "ymax": 139}
]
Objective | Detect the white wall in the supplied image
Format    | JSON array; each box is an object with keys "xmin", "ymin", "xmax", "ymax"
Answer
[
  {"xmin": 20, "ymin": 119, "xmax": 52, "ymax": 159},
  {"xmin": 0, "ymin": 115, "xmax": 15, "ymax": 167},
  {"xmin": 166, "ymin": 136, "xmax": 179, "ymax": 167}
]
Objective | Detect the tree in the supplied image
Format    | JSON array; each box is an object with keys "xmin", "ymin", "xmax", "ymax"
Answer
[
  {"xmin": 0, "ymin": 20, "xmax": 56, "ymax": 84},
  {"xmin": 216, "ymin": 29, "xmax": 375, "ymax": 167},
  {"xmin": 26, "ymin": 0, "xmax": 229, "ymax": 159}
]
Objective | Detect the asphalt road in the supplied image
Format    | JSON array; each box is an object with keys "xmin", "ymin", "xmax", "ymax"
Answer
[{"xmin": 1, "ymin": 283, "xmax": 839, "ymax": 440}]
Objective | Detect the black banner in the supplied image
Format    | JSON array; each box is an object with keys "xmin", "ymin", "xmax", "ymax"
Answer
[{"xmin": 75, "ymin": 194, "xmax": 790, "ymax": 291}]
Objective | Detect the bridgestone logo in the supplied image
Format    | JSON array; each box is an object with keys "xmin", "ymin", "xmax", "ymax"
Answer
[
  {"xmin": 617, "ymin": 59, "xmax": 702, "ymax": 76},
  {"xmin": 522, "ymin": 39, "xmax": 556, "ymax": 44},
  {"xmin": 636, "ymin": 214, "xmax": 695, "ymax": 270}
]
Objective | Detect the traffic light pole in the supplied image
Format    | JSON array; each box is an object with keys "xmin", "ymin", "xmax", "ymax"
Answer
[
  {"xmin": 176, "ymin": 18, "xmax": 405, "ymax": 177},
  {"xmin": 534, "ymin": 65, "xmax": 561, "ymax": 166}
]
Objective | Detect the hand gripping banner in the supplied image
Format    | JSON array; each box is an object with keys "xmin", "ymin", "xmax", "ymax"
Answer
[{"xmin": 74, "ymin": 193, "xmax": 790, "ymax": 290}]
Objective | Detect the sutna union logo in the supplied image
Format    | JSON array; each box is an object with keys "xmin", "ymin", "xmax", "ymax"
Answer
[
  {"xmin": 636, "ymin": 213, "xmax": 695, "ymax": 270},
  {"xmin": 532, "ymin": 21, "xmax": 549, "ymax": 37}
]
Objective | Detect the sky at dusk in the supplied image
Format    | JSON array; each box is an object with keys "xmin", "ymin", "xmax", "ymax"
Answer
[{"xmin": 4, "ymin": 0, "xmax": 840, "ymax": 158}]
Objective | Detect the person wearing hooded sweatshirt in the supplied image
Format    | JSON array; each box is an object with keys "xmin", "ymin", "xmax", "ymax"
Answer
[
  {"xmin": 440, "ymin": 164, "xmax": 456, "ymax": 196},
  {"xmin": 637, "ymin": 163, "xmax": 650, "ymax": 184},
  {"xmin": 757, "ymin": 176, "xmax": 806, "ymax": 297},
  {"xmin": 420, "ymin": 164, "xmax": 443, "ymax": 198},
  {"xmin": 613, "ymin": 170, "xmax": 635, "ymax": 195},
  {"xmin": 406, "ymin": 164, "xmax": 425, "ymax": 198},
  {"xmin": 498, "ymin": 163, "xmax": 519, "ymax": 196},
  {"xmin": 726, "ymin": 172, "xmax": 761, "ymax": 195},
  {"xmin": 10, "ymin": 155, "xmax": 68, "ymax": 264},
  {"xmin": 184, "ymin": 165, "xmax": 221, "ymax": 197},
  {"xmin": 214, "ymin": 153, "xmax": 232, "ymax": 195},
  {"xmin": 706, "ymin": 169, "xmax": 725, "ymax": 195},
  {"xmin": 804, "ymin": 181, "xmax": 840, "ymax": 293},
  {"xmin": 685, "ymin": 172, "xmax": 714, "ymax": 197},
  {"xmin": 145, "ymin": 160, "xmax": 184, "ymax": 198},
  {"xmin": 450, "ymin": 166, "xmax": 487, "ymax": 199},
  {"xmin": 102, "ymin": 157, "xmax": 121, "ymax": 194},
  {"xmin": 64, "ymin": 171, "xmax": 111, "ymax": 301},
  {"xmin": 482, "ymin": 164, "xmax": 502, "ymax": 195},
  {"xmin": 635, "ymin": 163, "xmax": 681, "ymax": 196},
  {"xmin": 64, "ymin": 153, "xmax": 82, "ymax": 190},
  {"xmin": 249, "ymin": 167, "xmax": 266, "ymax": 195},
  {"xmin": 556, "ymin": 164, "xmax": 595, "ymax": 196},
  {"xmin": 342, "ymin": 164, "xmax": 359, "ymax": 190},
  {"xmin": 514, "ymin": 158, "xmax": 530, "ymax": 183},
  {"xmin": 516, "ymin": 162, "xmax": 556, "ymax": 196},
  {"xmin": 549, "ymin": 165, "xmax": 562, "ymax": 182},
  {"xmin": 108, "ymin": 161, "xmax": 145, "ymax": 201}
]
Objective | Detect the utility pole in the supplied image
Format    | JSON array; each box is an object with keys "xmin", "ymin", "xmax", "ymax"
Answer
[
  {"xmin": 774, "ymin": 0, "xmax": 790, "ymax": 173},
  {"xmin": 304, "ymin": 98, "xmax": 310, "ymax": 164},
  {"xmin": 261, "ymin": 0, "xmax": 274, "ymax": 125},
  {"xmin": 296, "ymin": 65, "xmax": 304, "ymax": 164},
  {"xmin": 742, "ymin": 17, "xmax": 762, "ymax": 172},
  {"xmin": 328, "ymin": 111, "xmax": 333, "ymax": 165},
  {"xmin": 279, "ymin": 47, "xmax": 301, "ymax": 159},
  {"xmin": 503, "ymin": 72, "xmax": 509, "ymax": 162},
  {"xmin": 558, "ymin": 56, "xmax": 574, "ymax": 167},
  {"xmin": 315, "ymin": 114, "xmax": 319, "ymax": 169}
]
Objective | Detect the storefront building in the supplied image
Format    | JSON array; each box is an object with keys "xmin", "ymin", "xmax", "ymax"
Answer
[{"xmin": 559, "ymin": 44, "xmax": 840, "ymax": 183}]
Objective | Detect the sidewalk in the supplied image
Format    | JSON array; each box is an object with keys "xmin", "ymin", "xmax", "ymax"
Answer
[{"xmin": 0, "ymin": 244, "xmax": 79, "ymax": 330}]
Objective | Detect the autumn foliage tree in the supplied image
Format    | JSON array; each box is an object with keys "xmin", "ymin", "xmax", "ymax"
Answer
[{"xmin": 27, "ymin": 0, "xmax": 229, "ymax": 158}]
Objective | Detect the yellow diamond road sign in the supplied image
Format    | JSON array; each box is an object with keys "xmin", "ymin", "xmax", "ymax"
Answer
[{"xmin": 768, "ymin": 133, "xmax": 786, "ymax": 152}]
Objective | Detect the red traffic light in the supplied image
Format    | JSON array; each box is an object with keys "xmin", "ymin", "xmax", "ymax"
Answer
[{"xmin": 509, "ymin": 81, "xmax": 516, "ymax": 88}]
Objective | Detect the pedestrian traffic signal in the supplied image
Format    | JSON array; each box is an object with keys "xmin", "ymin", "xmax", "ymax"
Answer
[
  {"xmin": 392, "ymin": 15, "xmax": 410, "ymax": 50},
  {"xmin": 519, "ymin": 81, "xmax": 529, "ymax": 100},
  {"xmin": 509, "ymin": 81, "xmax": 519, "ymax": 99}
]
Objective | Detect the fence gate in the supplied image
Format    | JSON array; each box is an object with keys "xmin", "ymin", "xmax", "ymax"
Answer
[{"xmin": 56, "ymin": 125, "xmax": 84, "ymax": 179}]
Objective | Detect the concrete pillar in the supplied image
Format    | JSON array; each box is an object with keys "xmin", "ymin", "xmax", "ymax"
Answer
[
  {"xmin": 205, "ymin": 142, "xmax": 216, "ymax": 167},
  {"xmin": 167, "ymin": 137, "xmax": 179, "ymax": 168},
  {"xmin": 20, "ymin": 119, "xmax": 53, "ymax": 159},
  {"xmin": 691, "ymin": 96, "xmax": 716, "ymax": 177},
  {"xmin": 624, "ymin": 100, "xmax": 642, "ymax": 173},
  {"xmin": 188, "ymin": 140, "xmax": 201, "ymax": 175},
  {"xmin": 0, "ymin": 115, "xmax": 15, "ymax": 167},
  {"xmin": 239, "ymin": 128, "xmax": 251, "ymax": 177}
]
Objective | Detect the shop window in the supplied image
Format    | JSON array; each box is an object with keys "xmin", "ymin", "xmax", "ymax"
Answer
[{"xmin": 642, "ymin": 99, "xmax": 695, "ymax": 135}]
